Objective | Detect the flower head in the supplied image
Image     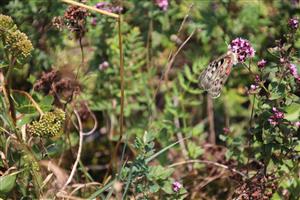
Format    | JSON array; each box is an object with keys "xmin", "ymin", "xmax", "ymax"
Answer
[
  {"xmin": 254, "ymin": 75, "xmax": 260, "ymax": 83},
  {"xmin": 250, "ymin": 84, "xmax": 258, "ymax": 90},
  {"xmin": 99, "ymin": 61, "xmax": 109, "ymax": 71},
  {"xmin": 268, "ymin": 107, "xmax": 284, "ymax": 126},
  {"xmin": 248, "ymin": 84, "xmax": 259, "ymax": 95},
  {"xmin": 228, "ymin": 38, "xmax": 255, "ymax": 63},
  {"xmin": 289, "ymin": 63, "xmax": 298, "ymax": 78},
  {"xmin": 172, "ymin": 181, "xmax": 182, "ymax": 192},
  {"xmin": 257, "ymin": 59, "xmax": 267, "ymax": 69},
  {"xmin": 27, "ymin": 109, "xmax": 66, "ymax": 137},
  {"xmin": 4, "ymin": 29, "xmax": 33, "ymax": 62},
  {"xmin": 155, "ymin": 0, "xmax": 168, "ymax": 11},
  {"xmin": 223, "ymin": 127, "xmax": 230, "ymax": 134},
  {"xmin": 0, "ymin": 14, "xmax": 15, "ymax": 32},
  {"xmin": 294, "ymin": 121, "xmax": 300, "ymax": 127},
  {"xmin": 288, "ymin": 17, "xmax": 299, "ymax": 29}
]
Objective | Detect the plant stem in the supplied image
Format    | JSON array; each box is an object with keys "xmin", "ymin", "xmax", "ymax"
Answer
[
  {"xmin": 113, "ymin": 11, "xmax": 125, "ymax": 173},
  {"xmin": 4, "ymin": 58, "xmax": 16, "ymax": 125}
]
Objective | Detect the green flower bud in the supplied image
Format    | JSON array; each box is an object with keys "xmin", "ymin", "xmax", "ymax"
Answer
[
  {"xmin": 0, "ymin": 14, "xmax": 15, "ymax": 31},
  {"xmin": 27, "ymin": 109, "xmax": 66, "ymax": 138},
  {"xmin": 4, "ymin": 29, "xmax": 33, "ymax": 61},
  {"xmin": 0, "ymin": 14, "xmax": 33, "ymax": 62}
]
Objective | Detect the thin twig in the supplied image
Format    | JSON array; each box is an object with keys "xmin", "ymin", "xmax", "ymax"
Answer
[
  {"xmin": 207, "ymin": 95, "xmax": 215, "ymax": 144},
  {"xmin": 81, "ymin": 103, "xmax": 98, "ymax": 136},
  {"xmin": 12, "ymin": 90, "xmax": 44, "ymax": 115},
  {"xmin": 148, "ymin": 4, "xmax": 195, "ymax": 126},
  {"xmin": 70, "ymin": 182, "xmax": 102, "ymax": 196},
  {"xmin": 246, "ymin": 94, "xmax": 256, "ymax": 177},
  {"xmin": 164, "ymin": 29, "xmax": 195, "ymax": 84},
  {"xmin": 61, "ymin": 0, "xmax": 119, "ymax": 19},
  {"xmin": 57, "ymin": 192, "xmax": 87, "ymax": 200},
  {"xmin": 177, "ymin": 4, "xmax": 194, "ymax": 34},
  {"xmin": 60, "ymin": 110, "xmax": 84, "ymax": 191},
  {"xmin": 113, "ymin": 13, "xmax": 125, "ymax": 171},
  {"xmin": 173, "ymin": 96, "xmax": 191, "ymax": 170},
  {"xmin": 168, "ymin": 159, "xmax": 247, "ymax": 178}
]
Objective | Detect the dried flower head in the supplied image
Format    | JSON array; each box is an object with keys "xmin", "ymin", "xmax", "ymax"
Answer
[
  {"xmin": 64, "ymin": 6, "xmax": 89, "ymax": 37},
  {"xmin": 228, "ymin": 38, "xmax": 255, "ymax": 63},
  {"xmin": 27, "ymin": 109, "xmax": 66, "ymax": 137},
  {"xmin": 34, "ymin": 69, "xmax": 81, "ymax": 102}
]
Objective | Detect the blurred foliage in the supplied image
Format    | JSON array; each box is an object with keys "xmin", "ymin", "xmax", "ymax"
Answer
[{"xmin": 0, "ymin": 0, "xmax": 299, "ymax": 199}]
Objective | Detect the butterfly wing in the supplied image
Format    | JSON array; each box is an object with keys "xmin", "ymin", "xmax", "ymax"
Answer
[{"xmin": 199, "ymin": 52, "xmax": 235, "ymax": 98}]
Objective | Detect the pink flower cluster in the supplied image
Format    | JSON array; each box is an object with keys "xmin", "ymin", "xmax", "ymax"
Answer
[
  {"xmin": 289, "ymin": 63, "xmax": 299, "ymax": 81},
  {"xmin": 228, "ymin": 38, "xmax": 255, "ymax": 63},
  {"xmin": 172, "ymin": 181, "xmax": 182, "ymax": 192},
  {"xmin": 99, "ymin": 61, "xmax": 109, "ymax": 71},
  {"xmin": 155, "ymin": 0, "xmax": 168, "ymax": 11},
  {"xmin": 268, "ymin": 107, "xmax": 284, "ymax": 126},
  {"xmin": 288, "ymin": 17, "xmax": 299, "ymax": 29},
  {"xmin": 257, "ymin": 59, "xmax": 267, "ymax": 68},
  {"xmin": 248, "ymin": 75, "xmax": 261, "ymax": 95}
]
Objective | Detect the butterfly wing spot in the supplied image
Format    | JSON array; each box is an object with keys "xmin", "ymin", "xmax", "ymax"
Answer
[{"xmin": 208, "ymin": 86, "xmax": 222, "ymax": 98}]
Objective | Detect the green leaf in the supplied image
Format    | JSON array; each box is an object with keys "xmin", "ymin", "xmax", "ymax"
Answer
[
  {"xmin": 161, "ymin": 179, "xmax": 174, "ymax": 194},
  {"xmin": 146, "ymin": 137, "xmax": 190, "ymax": 163},
  {"xmin": 40, "ymin": 95, "xmax": 54, "ymax": 112},
  {"xmin": 148, "ymin": 165, "xmax": 174, "ymax": 181},
  {"xmin": 149, "ymin": 183, "xmax": 160, "ymax": 193},
  {"xmin": 191, "ymin": 123, "xmax": 204, "ymax": 136},
  {"xmin": 17, "ymin": 113, "xmax": 37, "ymax": 127},
  {"xmin": 187, "ymin": 141, "xmax": 204, "ymax": 159},
  {"xmin": 285, "ymin": 102, "xmax": 300, "ymax": 121},
  {"xmin": 0, "ymin": 170, "xmax": 21, "ymax": 195}
]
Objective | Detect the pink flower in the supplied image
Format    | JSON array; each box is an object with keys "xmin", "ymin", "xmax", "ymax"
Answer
[
  {"xmin": 228, "ymin": 38, "xmax": 255, "ymax": 63},
  {"xmin": 294, "ymin": 121, "xmax": 300, "ymax": 127},
  {"xmin": 95, "ymin": 2, "xmax": 108, "ymax": 9},
  {"xmin": 257, "ymin": 59, "xmax": 267, "ymax": 68},
  {"xmin": 155, "ymin": 0, "xmax": 168, "ymax": 11},
  {"xmin": 254, "ymin": 75, "xmax": 260, "ymax": 83},
  {"xmin": 99, "ymin": 61, "xmax": 109, "ymax": 71},
  {"xmin": 288, "ymin": 17, "xmax": 299, "ymax": 29},
  {"xmin": 250, "ymin": 84, "xmax": 258, "ymax": 90},
  {"xmin": 223, "ymin": 127, "xmax": 230, "ymax": 134},
  {"xmin": 289, "ymin": 63, "xmax": 299, "ymax": 78},
  {"xmin": 268, "ymin": 118, "xmax": 278, "ymax": 126},
  {"xmin": 248, "ymin": 84, "xmax": 259, "ymax": 95},
  {"xmin": 172, "ymin": 181, "xmax": 182, "ymax": 192},
  {"xmin": 269, "ymin": 107, "xmax": 284, "ymax": 126}
]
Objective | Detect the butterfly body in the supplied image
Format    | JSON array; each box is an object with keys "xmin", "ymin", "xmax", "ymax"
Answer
[{"xmin": 199, "ymin": 51, "xmax": 238, "ymax": 98}]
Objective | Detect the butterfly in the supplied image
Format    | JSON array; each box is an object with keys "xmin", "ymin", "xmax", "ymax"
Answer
[{"xmin": 199, "ymin": 51, "xmax": 238, "ymax": 98}]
